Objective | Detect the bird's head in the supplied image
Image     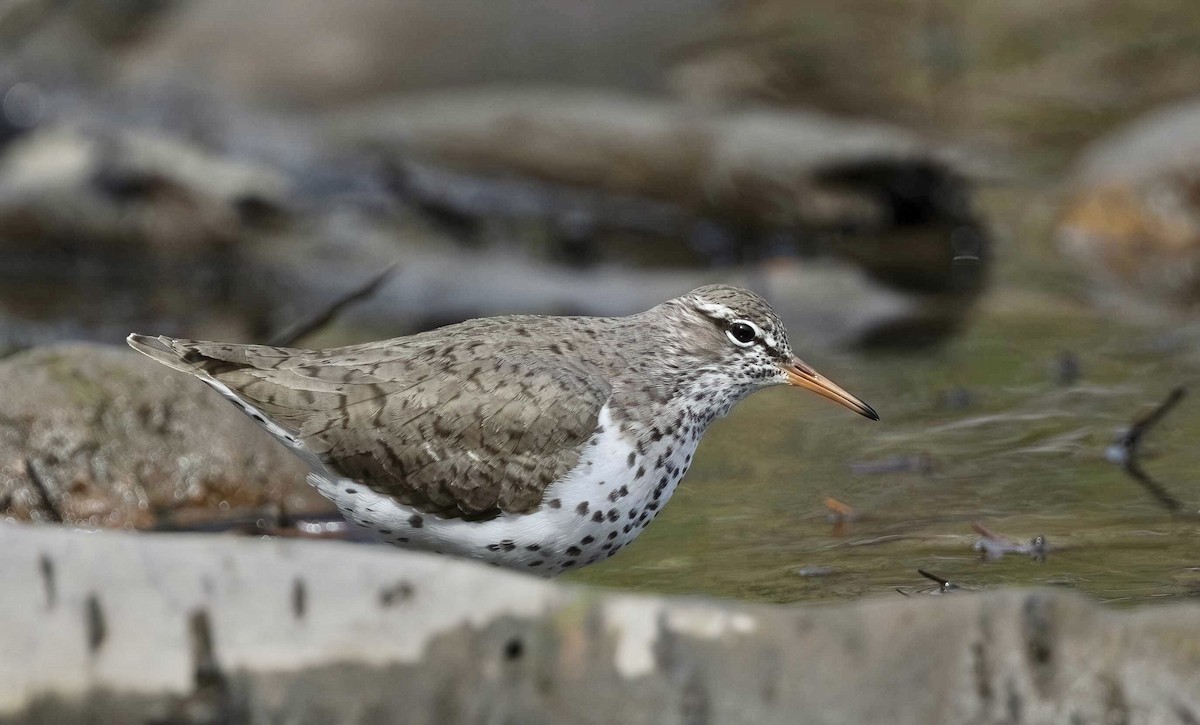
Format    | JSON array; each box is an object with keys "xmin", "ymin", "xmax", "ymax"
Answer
[{"xmin": 661, "ymin": 285, "xmax": 878, "ymax": 420}]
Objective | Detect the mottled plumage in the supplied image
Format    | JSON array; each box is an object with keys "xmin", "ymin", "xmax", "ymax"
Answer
[{"xmin": 129, "ymin": 285, "xmax": 876, "ymax": 573}]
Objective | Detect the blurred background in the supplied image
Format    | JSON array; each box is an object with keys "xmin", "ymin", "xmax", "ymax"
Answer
[{"xmin": 0, "ymin": 0, "xmax": 1197, "ymax": 605}]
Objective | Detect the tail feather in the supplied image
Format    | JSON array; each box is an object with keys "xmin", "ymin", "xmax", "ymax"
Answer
[
  {"xmin": 126, "ymin": 334, "xmax": 204, "ymax": 374},
  {"xmin": 126, "ymin": 333, "xmax": 327, "ymax": 470},
  {"xmin": 127, "ymin": 334, "xmax": 301, "ymax": 375}
]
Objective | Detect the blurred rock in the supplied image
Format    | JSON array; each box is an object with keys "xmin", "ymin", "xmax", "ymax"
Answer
[
  {"xmin": 0, "ymin": 344, "xmax": 325, "ymax": 528},
  {"xmin": 0, "ymin": 0, "xmax": 179, "ymax": 85},
  {"xmin": 0, "ymin": 117, "xmax": 296, "ymax": 343},
  {"xmin": 0, "ymin": 124, "xmax": 288, "ymax": 247},
  {"xmin": 667, "ymin": 0, "xmax": 1200, "ymax": 157},
  {"xmin": 116, "ymin": 0, "xmax": 721, "ymax": 108},
  {"xmin": 0, "ymin": 79, "xmax": 984, "ymax": 350},
  {"xmin": 266, "ymin": 243, "xmax": 961, "ymax": 350},
  {"xmin": 333, "ymin": 88, "xmax": 989, "ymax": 295},
  {"xmin": 1057, "ymin": 98, "xmax": 1200, "ymax": 317},
  {"xmin": 3, "ymin": 525, "xmax": 1200, "ymax": 724}
]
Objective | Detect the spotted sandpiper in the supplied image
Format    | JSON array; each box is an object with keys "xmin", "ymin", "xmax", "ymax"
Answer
[{"xmin": 128, "ymin": 285, "xmax": 876, "ymax": 574}]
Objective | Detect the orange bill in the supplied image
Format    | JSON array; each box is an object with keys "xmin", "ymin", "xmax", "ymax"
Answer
[{"xmin": 780, "ymin": 357, "xmax": 879, "ymax": 420}]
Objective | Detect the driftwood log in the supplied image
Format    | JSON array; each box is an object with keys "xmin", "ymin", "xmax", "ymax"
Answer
[{"xmin": 2, "ymin": 525, "xmax": 1199, "ymax": 724}]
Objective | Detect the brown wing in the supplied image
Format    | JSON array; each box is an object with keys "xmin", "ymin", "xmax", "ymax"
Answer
[{"xmin": 129, "ymin": 335, "xmax": 611, "ymax": 519}]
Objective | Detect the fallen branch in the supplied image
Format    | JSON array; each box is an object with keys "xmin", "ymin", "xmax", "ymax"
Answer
[{"xmin": 267, "ymin": 263, "xmax": 399, "ymax": 347}]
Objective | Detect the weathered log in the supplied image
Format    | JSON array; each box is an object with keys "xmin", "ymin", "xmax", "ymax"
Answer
[{"xmin": 1, "ymin": 524, "xmax": 1198, "ymax": 724}]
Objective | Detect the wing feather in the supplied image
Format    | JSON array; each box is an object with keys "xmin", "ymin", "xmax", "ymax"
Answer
[{"xmin": 130, "ymin": 334, "xmax": 611, "ymax": 519}]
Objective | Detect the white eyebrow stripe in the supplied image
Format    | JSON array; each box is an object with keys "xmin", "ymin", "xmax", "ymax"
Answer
[
  {"xmin": 695, "ymin": 298, "xmax": 786, "ymax": 350},
  {"xmin": 693, "ymin": 299, "xmax": 736, "ymax": 320}
]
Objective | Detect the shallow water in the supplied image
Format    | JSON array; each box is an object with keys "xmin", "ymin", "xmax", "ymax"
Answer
[{"xmin": 574, "ymin": 191, "xmax": 1200, "ymax": 606}]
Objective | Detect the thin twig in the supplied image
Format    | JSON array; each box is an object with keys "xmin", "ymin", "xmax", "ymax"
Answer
[
  {"xmin": 1115, "ymin": 387, "xmax": 1186, "ymax": 513},
  {"xmin": 917, "ymin": 569, "xmax": 951, "ymax": 587},
  {"xmin": 1122, "ymin": 387, "xmax": 1185, "ymax": 452},
  {"xmin": 267, "ymin": 264, "xmax": 399, "ymax": 347},
  {"xmin": 1123, "ymin": 459, "xmax": 1184, "ymax": 513}
]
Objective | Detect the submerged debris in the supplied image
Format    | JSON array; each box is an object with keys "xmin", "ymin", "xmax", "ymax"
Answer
[
  {"xmin": 823, "ymin": 496, "xmax": 859, "ymax": 537},
  {"xmin": 971, "ymin": 521, "xmax": 1049, "ymax": 562},
  {"xmin": 1053, "ymin": 351, "xmax": 1081, "ymax": 386},
  {"xmin": 793, "ymin": 565, "xmax": 838, "ymax": 578},
  {"xmin": 823, "ymin": 497, "xmax": 857, "ymax": 522},
  {"xmin": 849, "ymin": 453, "xmax": 934, "ymax": 476}
]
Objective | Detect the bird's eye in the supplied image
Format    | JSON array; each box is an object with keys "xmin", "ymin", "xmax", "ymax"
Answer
[{"xmin": 727, "ymin": 321, "xmax": 759, "ymax": 346}]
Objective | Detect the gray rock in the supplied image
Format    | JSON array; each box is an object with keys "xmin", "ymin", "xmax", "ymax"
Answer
[
  {"xmin": 2, "ymin": 524, "xmax": 1198, "ymax": 724},
  {"xmin": 0, "ymin": 121, "xmax": 294, "ymax": 344},
  {"xmin": 332, "ymin": 88, "xmax": 988, "ymax": 296},
  {"xmin": 0, "ymin": 343, "xmax": 325, "ymax": 528},
  {"xmin": 1058, "ymin": 98, "xmax": 1200, "ymax": 317},
  {"xmin": 115, "ymin": 0, "xmax": 722, "ymax": 108}
]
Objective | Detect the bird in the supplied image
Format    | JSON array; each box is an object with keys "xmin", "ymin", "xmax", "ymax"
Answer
[{"xmin": 128, "ymin": 284, "xmax": 877, "ymax": 574}]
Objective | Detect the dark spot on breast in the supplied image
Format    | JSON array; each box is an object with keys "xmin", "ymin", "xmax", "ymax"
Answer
[
  {"xmin": 592, "ymin": 511, "xmax": 604, "ymax": 523},
  {"xmin": 627, "ymin": 452, "xmax": 636, "ymax": 467},
  {"xmin": 548, "ymin": 498, "xmax": 562, "ymax": 509},
  {"xmin": 566, "ymin": 546, "xmax": 582, "ymax": 556},
  {"xmin": 562, "ymin": 559, "xmax": 577, "ymax": 568},
  {"xmin": 635, "ymin": 466, "xmax": 645, "ymax": 479},
  {"xmin": 526, "ymin": 544, "xmax": 541, "ymax": 551},
  {"xmin": 606, "ymin": 509, "xmax": 619, "ymax": 522},
  {"xmin": 581, "ymin": 535, "xmax": 594, "ymax": 545},
  {"xmin": 576, "ymin": 501, "xmax": 589, "ymax": 515},
  {"xmin": 408, "ymin": 514, "xmax": 424, "ymax": 528},
  {"xmin": 345, "ymin": 488, "xmax": 357, "ymax": 494}
]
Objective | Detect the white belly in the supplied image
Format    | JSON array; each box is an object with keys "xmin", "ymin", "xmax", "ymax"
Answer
[{"xmin": 313, "ymin": 405, "xmax": 701, "ymax": 575}]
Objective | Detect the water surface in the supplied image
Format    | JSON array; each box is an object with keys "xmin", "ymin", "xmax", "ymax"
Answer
[{"xmin": 574, "ymin": 190, "xmax": 1200, "ymax": 606}]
